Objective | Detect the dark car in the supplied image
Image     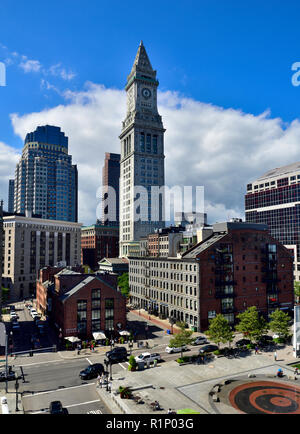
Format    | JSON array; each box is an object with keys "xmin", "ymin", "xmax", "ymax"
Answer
[
  {"xmin": 79, "ymin": 363, "xmax": 104, "ymax": 380},
  {"xmin": 49, "ymin": 401, "xmax": 68, "ymax": 414},
  {"xmin": 235, "ymin": 339, "xmax": 251, "ymax": 347},
  {"xmin": 257, "ymin": 335, "xmax": 274, "ymax": 347},
  {"xmin": 105, "ymin": 346, "xmax": 127, "ymax": 362},
  {"xmin": 199, "ymin": 344, "xmax": 219, "ymax": 354}
]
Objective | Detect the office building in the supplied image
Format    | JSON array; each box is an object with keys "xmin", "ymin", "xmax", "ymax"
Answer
[
  {"xmin": 2, "ymin": 214, "xmax": 82, "ymax": 300},
  {"xmin": 119, "ymin": 41, "xmax": 165, "ymax": 257},
  {"xmin": 14, "ymin": 125, "xmax": 78, "ymax": 222},
  {"xmin": 8, "ymin": 180, "xmax": 14, "ymax": 213},
  {"xmin": 102, "ymin": 153, "xmax": 120, "ymax": 224},
  {"xmin": 245, "ymin": 162, "xmax": 300, "ymax": 281}
]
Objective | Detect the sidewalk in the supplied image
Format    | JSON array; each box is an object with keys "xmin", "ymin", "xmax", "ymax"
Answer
[{"xmin": 0, "ymin": 384, "xmax": 23, "ymax": 414}]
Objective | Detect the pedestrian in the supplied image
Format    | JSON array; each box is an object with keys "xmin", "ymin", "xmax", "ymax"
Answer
[
  {"xmin": 274, "ymin": 351, "xmax": 277, "ymax": 361},
  {"xmin": 294, "ymin": 367, "xmax": 299, "ymax": 375},
  {"xmin": 96, "ymin": 374, "xmax": 101, "ymax": 388},
  {"xmin": 167, "ymin": 408, "xmax": 172, "ymax": 414},
  {"xmin": 255, "ymin": 346, "xmax": 258, "ymax": 355}
]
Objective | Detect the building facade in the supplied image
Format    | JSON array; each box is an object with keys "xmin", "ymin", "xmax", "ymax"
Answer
[
  {"xmin": 102, "ymin": 153, "xmax": 120, "ymax": 224},
  {"xmin": 36, "ymin": 266, "xmax": 126, "ymax": 339},
  {"xmin": 245, "ymin": 162, "xmax": 300, "ymax": 281},
  {"xmin": 8, "ymin": 180, "xmax": 14, "ymax": 213},
  {"xmin": 2, "ymin": 214, "xmax": 82, "ymax": 300},
  {"xmin": 81, "ymin": 223, "xmax": 119, "ymax": 270},
  {"xmin": 119, "ymin": 41, "xmax": 165, "ymax": 257},
  {"xmin": 14, "ymin": 125, "xmax": 78, "ymax": 222},
  {"xmin": 129, "ymin": 221, "xmax": 294, "ymax": 331}
]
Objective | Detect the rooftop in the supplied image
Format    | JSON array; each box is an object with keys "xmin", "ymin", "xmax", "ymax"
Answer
[{"xmin": 254, "ymin": 161, "xmax": 300, "ymax": 182}]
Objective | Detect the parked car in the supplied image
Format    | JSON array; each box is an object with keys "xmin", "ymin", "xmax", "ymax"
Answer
[
  {"xmin": 79, "ymin": 363, "xmax": 104, "ymax": 380},
  {"xmin": 135, "ymin": 352, "xmax": 161, "ymax": 363},
  {"xmin": 199, "ymin": 344, "xmax": 219, "ymax": 354},
  {"xmin": 31, "ymin": 312, "xmax": 38, "ymax": 319},
  {"xmin": 235, "ymin": 339, "xmax": 251, "ymax": 347},
  {"xmin": 105, "ymin": 347, "xmax": 128, "ymax": 362},
  {"xmin": 165, "ymin": 345, "xmax": 187, "ymax": 354},
  {"xmin": 49, "ymin": 401, "xmax": 68, "ymax": 415},
  {"xmin": 192, "ymin": 336, "xmax": 208, "ymax": 345}
]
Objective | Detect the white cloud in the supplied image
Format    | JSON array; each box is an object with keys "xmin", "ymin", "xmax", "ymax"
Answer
[
  {"xmin": 48, "ymin": 63, "xmax": 76, "ymax": 81},
  {"xmin": 9, "ymin": 82, "xmax": 300, "ymax": 225},
  {"xmin": 19, "ymin": 59, "xmax": 42, "ymax": 73}
]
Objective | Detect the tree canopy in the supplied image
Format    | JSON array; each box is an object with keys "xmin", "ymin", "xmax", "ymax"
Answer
[
  {"xmin": 235, "ymin": 306, "xmax": 267, "ymax": 343},
  {"xmin": 169, "ymin": 322, "xmax": 194, "ymax": 358},
  {"xmin": 118, "ymin": 273, "xmax": 130, "ymax": 298},
  {"xmin": 268, "ymin": 309, "xmax": 291, "ymax": 339},
  {"xmin": 205, "ymin": 314, "xmax": 234, "ymax": 347}
]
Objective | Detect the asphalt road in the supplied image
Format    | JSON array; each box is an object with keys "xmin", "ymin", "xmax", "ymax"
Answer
[{"xmin": 18, "ymin": 357, "xmax": 112, "ymax": 414}]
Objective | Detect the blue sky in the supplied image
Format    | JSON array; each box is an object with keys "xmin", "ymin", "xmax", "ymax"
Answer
[{"xmin": 1, "ymin": 0, "xmax": 300, "ymax": 224}]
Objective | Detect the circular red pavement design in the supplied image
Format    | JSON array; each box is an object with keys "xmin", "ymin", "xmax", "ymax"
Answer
[{"xmin": 229, "ymin": 381, "xmax": 300, "ymax": 414}]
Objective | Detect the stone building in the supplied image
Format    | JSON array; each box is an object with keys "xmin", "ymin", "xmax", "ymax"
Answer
[{"xmin": 2, "ymin": 214, "xmax": 82, "ymax": 300}]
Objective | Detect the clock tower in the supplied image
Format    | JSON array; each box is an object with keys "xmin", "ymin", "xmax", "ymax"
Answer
[{"xmin": 119, "ymin": 41, "xmax": 166, "ymax": 257}]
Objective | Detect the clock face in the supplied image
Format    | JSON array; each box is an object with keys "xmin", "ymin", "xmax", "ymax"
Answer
[{"xmin": 142, "ymin": 88, "xmax": 151, "ymax": 99}]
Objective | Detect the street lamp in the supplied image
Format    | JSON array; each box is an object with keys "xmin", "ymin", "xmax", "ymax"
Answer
[{"xmin": 15, "ymin": 377, "xmax": 19, "ymax": 412}]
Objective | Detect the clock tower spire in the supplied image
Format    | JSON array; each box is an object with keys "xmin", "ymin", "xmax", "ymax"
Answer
[{"xmin": 119, "ymin": 42, "xmax": 166, "ymax": 258}]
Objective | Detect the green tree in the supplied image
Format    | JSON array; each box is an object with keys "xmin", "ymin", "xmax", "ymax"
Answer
[
  {"xmin": 169, "ymin": 322, "xmax": 194, "ymax": 358},
  {"xmin": 268, "ymin": 309, "xmax": 291, "ymax": 340},
  {"xmin": 205, "ymin": 314, "xmax": 234, "ymax": 347},
  {"xmin": 235, "ymin": 306, "xmax": 268, "ymax": 343},
  {"xmin": 294, "ymin": 281, "xmax": 300, "ymax": 304},
  {"xmin": 118, "ymin": 273, "xmax": 130, "ymax": 299}
]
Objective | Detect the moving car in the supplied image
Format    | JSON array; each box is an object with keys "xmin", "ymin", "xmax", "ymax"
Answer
[
  {"xmin": 135, "ymin": 352, "xmax": 161, "ymax": 363},
  {"xmin": 199, "ymin": 344, "xmax": 219, "ymax": 354},
  {"xmin": 105, "ymin": 346, "xmax": 128, "ymax": 362},
  {"xmin": 49, "ymin": 401, "xmax": 68, "ymax": 415},
  {"xmin": 192, "ymin": 336, "xmax": 208, "ymax": 345},
  {"xmin": 79, "ymin": 363, "xmax": 104, "ymax": 380},
  {"xmin": 165, "ymin": 345, "xmax": 187, "ymax": 354},
  {"xmin": 10, "ymin": 312, "xmax": 18, "ymax": 321}
]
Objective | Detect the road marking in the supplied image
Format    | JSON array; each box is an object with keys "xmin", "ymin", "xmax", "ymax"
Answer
[
  {"xmin": 65, "ymin": 399, "xmax": 101, "ymax": 409},
  {"xmin": 29, "ymin": 400, "xmax": 102, "ymax": 414},
  {"xmin": 86, "ymin": 358, "xmax": 92, "ymax": 365},
  {"xmin": 118, "ymin": 362, "xmax": 129, "ymax": 370},
  {"xmin": 22, "ymin": 382, "xmax": 96, "ymax": 398}
]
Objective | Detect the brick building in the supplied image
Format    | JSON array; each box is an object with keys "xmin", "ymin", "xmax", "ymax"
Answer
[
  {"xmin": 81, "ymin": 223, "xmax": 119, "ymax": 270},
  {"xmin": 129, "ymin": 221, "xmax": 294, "ymax": 332},
  {"xmin": 36, "ymin": 266, "xmax": 126, "ymax": 339}
]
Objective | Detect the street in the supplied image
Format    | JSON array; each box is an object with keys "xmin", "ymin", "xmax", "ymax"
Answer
[{"xmin": 0, "ymin": 302, "xmax": 204, "ymax": 414}]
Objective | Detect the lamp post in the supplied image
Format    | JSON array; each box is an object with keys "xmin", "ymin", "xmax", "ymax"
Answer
[
  {"xmin": 109, "ymin": 360, "xmax": 113, "ymax": 381},
  {"xmin": 15, "ymin": 377, "xmax": 19, "ymax": 412}
]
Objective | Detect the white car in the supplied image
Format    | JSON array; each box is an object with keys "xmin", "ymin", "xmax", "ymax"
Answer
[
  {"xmin": 193, "ymin": 336, "xmax": 208, "ymax": 345},
  {"xmin": 135, "ymin": 352, "xmax": 161, "ymax": 363},
  {"xmin": 31, "ymin": 310, "xmax": 38, "ymax": 318},
  {"xmin": 165, "ymin": 345, "xmax": 187, "ymax": 354}
]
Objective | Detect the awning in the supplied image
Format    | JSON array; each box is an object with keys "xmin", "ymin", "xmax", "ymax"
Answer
[
  {"xmin": 65, "ymin": 336, "xmax": 81, "ymax": 343},
  {"xmin": 93, "ymin": 332, "xmax": 106, "ymax": 340},
  {"xmin": 119, "ymin": 330, "xmax": 131, "ymax": 336}
]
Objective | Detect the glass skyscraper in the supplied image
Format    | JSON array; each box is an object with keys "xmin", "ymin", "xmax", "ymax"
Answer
[{"xmin": 14, "ymin": 125, "xmax": 78, "ymax": 222}]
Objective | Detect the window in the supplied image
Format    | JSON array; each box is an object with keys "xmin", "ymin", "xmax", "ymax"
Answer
[
  {"xmin": 105, "ymin": 298, "xmax": 114, "ymax": 331},
  {"xmin": 140, "ymin": 133, "xmax": 145, "ymax": 152},
  {"xmin": 77, "ymin": 300, "xmax": 87, "ymax": 335}
]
